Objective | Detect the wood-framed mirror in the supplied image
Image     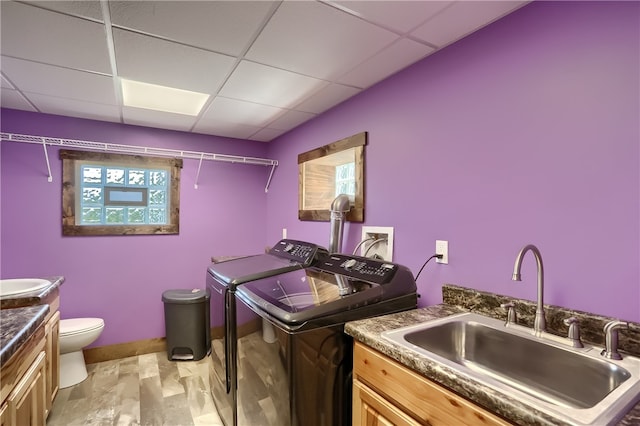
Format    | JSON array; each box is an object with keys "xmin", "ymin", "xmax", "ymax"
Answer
[{"xmin": 298, "ymin": 132, "xmax": 366, "ymax": 222}]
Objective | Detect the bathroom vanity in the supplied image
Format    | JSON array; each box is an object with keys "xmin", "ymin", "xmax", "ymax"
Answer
[
  {"xmin": 0, "ymin": 277, "xmax": 63, "ymax": 418},
  {"xmin": 0, "ymin": 305, "xmax": 49, "ymax": 426}
]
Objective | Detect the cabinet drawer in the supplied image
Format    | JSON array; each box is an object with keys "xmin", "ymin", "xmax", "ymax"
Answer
[{"xmin": 353, "ymin": 342, "xmax": 511, "ymax": 426}]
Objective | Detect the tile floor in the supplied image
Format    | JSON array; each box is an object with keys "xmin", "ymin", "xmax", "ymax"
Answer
[{"xmin": 46, "ymin": 351, "xmax": 222, "ymax": 426}]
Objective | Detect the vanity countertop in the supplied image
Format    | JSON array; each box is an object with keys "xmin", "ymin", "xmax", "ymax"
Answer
[
  {"xmin": 345, "ymin": 289, "xmax": 640, "ymax": 426},
  {"xmin": 0, "ymin": 304, "xmax": 49, "ymax": 365},
  {"xmin": 0, "ymin": 276, "xmax": 64, "ymax": 309}
]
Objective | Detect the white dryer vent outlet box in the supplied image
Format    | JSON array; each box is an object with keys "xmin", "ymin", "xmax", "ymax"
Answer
[{"xmin": 361, "ymin": 226, "xmax": 394, "ymax": 261}]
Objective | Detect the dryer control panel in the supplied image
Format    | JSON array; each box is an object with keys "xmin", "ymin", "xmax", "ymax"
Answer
[{"xmin": 269, "ymin": 239, "xmax": 328, "ymax": 266}]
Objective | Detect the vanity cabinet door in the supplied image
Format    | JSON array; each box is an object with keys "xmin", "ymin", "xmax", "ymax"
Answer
[
  {"xmin": 6, "ymin": 351, "xmax": 46, "ymax": 426},
  {"xmin": 45, "ymin": 310, "xmax": 60, "ymax": 414}
]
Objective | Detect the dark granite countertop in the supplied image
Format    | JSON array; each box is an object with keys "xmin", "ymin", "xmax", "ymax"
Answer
[
  {"xmin": 0, "ymin": 276, "xmax": 64, "ymax": 309},
  {"xmin": 0, "ymin": 304, "xmax": 49, "ymax": 365},
  {"xmin": 345, "ymin": 285, "xmax": 640, "ymax": 426}
]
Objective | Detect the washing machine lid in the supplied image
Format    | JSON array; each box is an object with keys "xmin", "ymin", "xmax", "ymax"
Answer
[
  {"xmin": 60, "ymin": 318, "xmax": 104, "ymax": 336},
  {"xmin": 209, "ymin": 254, "xmax": 300, "ymax": 287},
  {"xmin": 236, "ymin": 269, "xmax": 383, "ymax": 324},
  {"xmin": 235, "ymin": 253, "xmax": 417, "ymax": 326},
  {"xmin": 208, "ymin": 239, "xmax": 328, "ymax": 288}
]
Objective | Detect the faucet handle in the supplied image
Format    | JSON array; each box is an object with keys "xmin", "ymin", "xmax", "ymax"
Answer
[
  {"xmin": 563, "ymin": 317, "xmax": 584, "ymax": 348},
  {"xmin": 500, "ymin": 302, "xmax": 517, "ymax": 325}
]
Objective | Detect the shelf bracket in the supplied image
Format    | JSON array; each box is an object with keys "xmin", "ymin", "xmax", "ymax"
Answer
[
  {"xmin": 42, "ymin": 139, "xmax": 53, "ymax": 182},
  {"xmin": 194, "ymin": 153, "xmax": 204, "ymax": 189},
  {"xmin": 265, "ymin": 163, "xmax": 276, "ymax": 193}
]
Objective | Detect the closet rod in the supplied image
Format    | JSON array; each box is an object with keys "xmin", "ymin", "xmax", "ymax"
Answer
[{"xmin": 1, "ymin": 132, "xmax": 279, "ymax": 192}]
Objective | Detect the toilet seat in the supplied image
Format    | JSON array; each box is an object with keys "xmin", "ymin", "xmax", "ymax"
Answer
[{"xmin": 60, "ymin": 318, "xmax": 104, "ymax": 336}]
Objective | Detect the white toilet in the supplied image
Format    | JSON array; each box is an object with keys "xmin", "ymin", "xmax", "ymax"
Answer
[{"xmin": 59, "ymin": 318, "xmax": 105, "ymax": 388}]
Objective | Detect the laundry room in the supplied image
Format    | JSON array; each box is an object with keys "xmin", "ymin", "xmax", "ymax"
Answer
[{"xmin": 1, "ymin": 1, "xmax": 638, "ymax": 425}]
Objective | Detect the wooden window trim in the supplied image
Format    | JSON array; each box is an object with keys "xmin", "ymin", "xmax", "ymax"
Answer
[{"xmin": 60, "ymin": 149, "xmax": 182, "ymax": 236}]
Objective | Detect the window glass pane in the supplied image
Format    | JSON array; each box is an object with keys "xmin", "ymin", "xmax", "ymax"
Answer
[
  {"xmin": 82, "ymin": 207, "xmax": 102, "ymax": 223},
  {"xmin": 128, "ymin": 170, "xmax": 146, "ymax": 186},
  {"xmin": 127, "ymin": 207, "xmax": 146, "ymax": 223},
  {"xmin": 149, "ymin": 170, "xmax": 167, "ymax": 187},
  {"xmin": 82, "ymin": 187, "xmax": 103, "ymax": 204},
  {"xmin": 106, "ymin": 168, "xmax": 125, "ymax": 185},
  {"xmin": 149, "ymin": 208, "xmax": 165, "ymax": 224},
  {"xmin": 82, "ymin": 166, "xmax": 102, "ymax": 183},
  {"xmin": 149, "ymin": 190, "xmax": 166, "ymax": 205},
  {"xmin": 105, "ymin": 207, "xmax": 125, "ymax": 224}
]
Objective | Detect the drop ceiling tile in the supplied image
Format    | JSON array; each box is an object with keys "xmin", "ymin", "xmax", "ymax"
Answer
[
  {"xmin": 411, "ymin": 1, "xmax": 527, "ymax": 47},
  {"xmin": 220, "ymin": 61, "xmax": 328, "ymax": 109},
  {"xmin": 249, "ymin": 127, "xmax": 288, "ymax": 142},
  {"xmin": 1, "ymin": 75, "xmax": 14, "ymax": 89},
  {"xmin": 0, "ymin": 1, "xmax": 111, "ymax": 73},
  {"xmin": 109, "ymin": 1, "xmax": 278, "ymax": 56},
  {"xmin": 198, "ymin": 97, "xmax": 284, "ymax": 128},
  {"xmin": 193, "ymin": 118, "xmax": 264, "ymax": 140},
  {"xmin": 1, "ymin": 57, "xmax": 117, "ymax": 105},
  {"xmin": 245, "ymin": 1, "xmax": 399, "ymax": 80},
  {"xmin": 1, "ymin": 88, "xmax": 37, "ymax": 111},
  {"xmin": 338, "ymin": 38, "xmax": 434, "ymax": 89},
  {"xmin": 328, "ymin": 1, "xmax": 452, "ymax": 33},
  {"xmin": 267, "ymin": 110, "xmax": 317, "ymax": 131},
  {"xmin": 113, "ymin": 29, "xmax": 236, "ymax": 94},
  {"xmin": 294, "ymin": 83, "xmax": 361, "ymax": 114},
  {"xmin": 123, "ymin": 106, "xmax": 197, "ymax": 132},
  {"xmin": 25, "ymin": 92, "xmax": 120, "ymax": 122},
  {"xmin": 22, "ymin": 1, "xmax": 104, "ymax": 22}
]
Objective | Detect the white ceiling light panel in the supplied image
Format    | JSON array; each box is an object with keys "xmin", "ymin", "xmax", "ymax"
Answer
[{"xmin": 121, "ymin": 79, "xmax": 209, "ymax": 116}]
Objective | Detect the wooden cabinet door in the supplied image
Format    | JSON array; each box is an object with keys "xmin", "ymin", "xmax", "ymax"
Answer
[
  {"xmin": 45, "ymin": 311, "xmax": 60, "ymax": 413},
  {"xmin": 353, "ymin": 343, "xmax": 512, "ymax": 426},
  {"xmin": 7, "ymin": 352, "xmax": 46, "ymax": 426},
  {"xmin": 354, "ymin": 379, "xmax": 421, "ymax": 426},
  {"xmin": 0, "ymin": 403, "xmax": 9, "ymax": 426}
]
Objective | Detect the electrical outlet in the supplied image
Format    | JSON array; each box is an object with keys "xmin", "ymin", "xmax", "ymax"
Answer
[
  {"xmin": 361, "ymin": 226, "xmax": 394, "ymax": 261},
  {"xmin": 282, "ymin": 228, "xmax": 287, "ymax": 239},
  {"xmin": 436, "ymin": 240, "xmax": 448, "ymax": 264}
]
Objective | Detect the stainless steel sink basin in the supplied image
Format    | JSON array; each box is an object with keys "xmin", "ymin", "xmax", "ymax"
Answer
[{"xmin": 382, "ymin": 312, "xmax": 640, "ymax": 425}]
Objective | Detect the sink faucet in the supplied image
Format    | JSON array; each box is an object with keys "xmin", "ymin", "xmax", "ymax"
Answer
[
  {"xmin": 602, "ymin": 320, "xmax": 628, "ymax": 360},
  {"xmin": 512, "ymin": 244, "xmax": 546, "ymax": 334}
]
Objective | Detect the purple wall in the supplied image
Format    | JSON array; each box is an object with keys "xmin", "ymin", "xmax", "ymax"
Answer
[
  {"xmin": 1, "ymin": 109, "xmax": 271, "ymax": 346},
  {"xmin": 266, "ymin": 2, "xmax": 640, "ymax": 322}
]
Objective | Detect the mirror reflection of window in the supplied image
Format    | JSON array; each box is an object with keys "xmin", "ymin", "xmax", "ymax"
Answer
[
  {"xmin": 335, "ymin": 162, "xmax": 355, "ymax": 202},
  {"xmin": 298, "ymin": 132, "xmax": 366, "ymax": 222}
]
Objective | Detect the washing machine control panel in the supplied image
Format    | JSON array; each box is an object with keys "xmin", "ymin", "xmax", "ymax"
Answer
[
  {"xmin": 315, "ymin": 254, "xmax": 398, "ymax": 284},
  {"xmin": 269, "ymin": 239, "xmax": 328, "ymax": 266}
]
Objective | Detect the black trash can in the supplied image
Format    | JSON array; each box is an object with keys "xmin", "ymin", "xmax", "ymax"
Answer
[{"xmin": 162, "ymin": 288, "xmax": 211, "ymax": 361}]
